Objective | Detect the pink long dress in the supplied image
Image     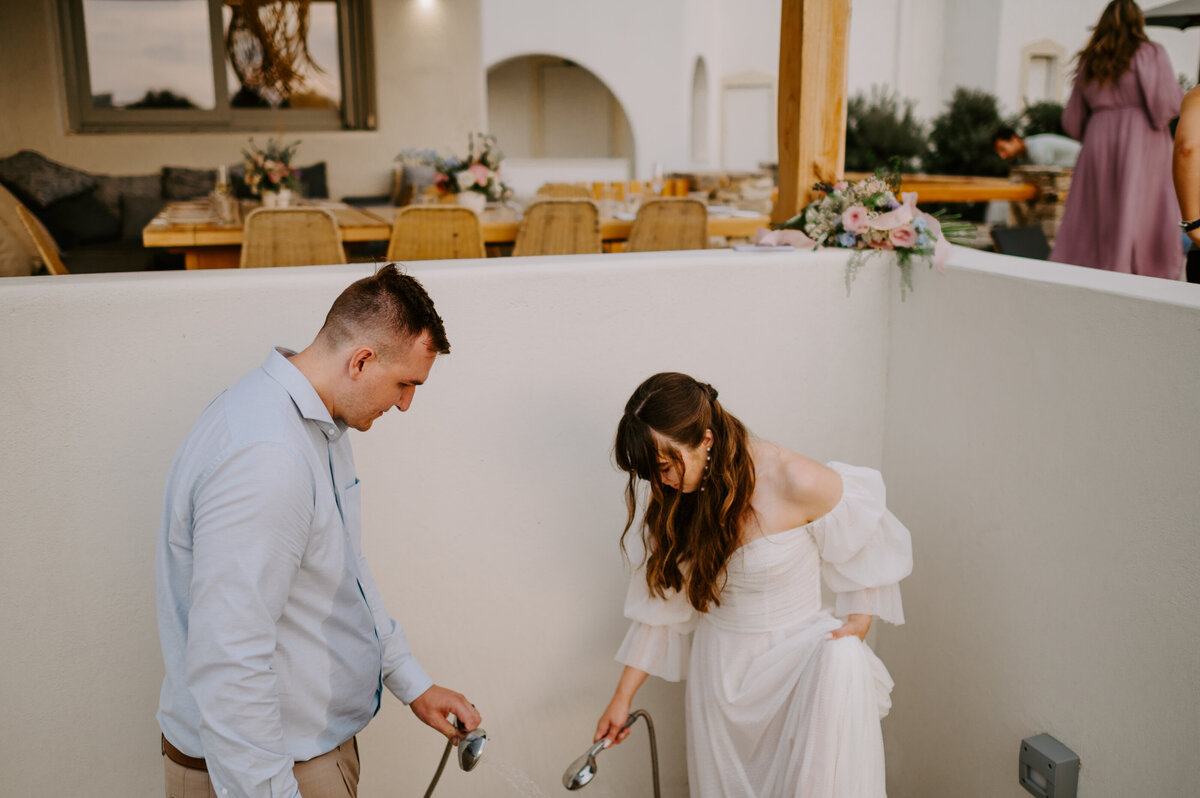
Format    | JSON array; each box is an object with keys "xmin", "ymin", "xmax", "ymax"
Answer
[{"xmin": 1049, "ymin": 42, "xmax": 1184, "ymax": 279}]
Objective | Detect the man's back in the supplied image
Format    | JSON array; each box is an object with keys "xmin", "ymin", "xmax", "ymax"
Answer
[{"xmin": 1025, "ymin": 134, "xmax": 1082, "ymax": 168}]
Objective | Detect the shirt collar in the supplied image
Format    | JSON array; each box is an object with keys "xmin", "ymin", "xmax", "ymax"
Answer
[{"xmin": 262, "ymin": 347, "xmax": 347, "ymax": 442}]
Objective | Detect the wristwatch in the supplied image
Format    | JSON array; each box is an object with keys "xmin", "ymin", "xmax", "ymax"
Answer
[{"xmin": 1180, "ymin": 218, "xmax": 1200, "ymax": 232}]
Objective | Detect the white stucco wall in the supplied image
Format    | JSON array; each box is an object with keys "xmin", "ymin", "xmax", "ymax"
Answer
[
  {"xmin": 880, "ymin": 250, "xmax": 1200, "ymax": 797},
  {"xmin": 4, "ymin": 247, "xmax": 1198, "ymax": 797},
  {"xmin": 0, "ymin": 249, "xmax": 890, "ymax": 798},
  {"xmin": 481, "ymin": 0, "xmax": 722, "ymax": 177},
  {"xmin": 0, "ymin": 0, "xmax": 486, "ymax": 199}
]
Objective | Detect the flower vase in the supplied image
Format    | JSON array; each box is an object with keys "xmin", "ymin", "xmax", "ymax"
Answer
[
  {"xmin": 456, "ymin": 190, "xmax": 486, "ymax": 215},
  {"xmin": 263, "ymin": 188, "xmax": 293, "ymax": 209}
]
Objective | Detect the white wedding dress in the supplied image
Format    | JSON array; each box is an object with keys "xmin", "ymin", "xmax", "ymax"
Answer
[{"xmin": 616, "ymin": 462, "xmax": 913, "ymax": 798}]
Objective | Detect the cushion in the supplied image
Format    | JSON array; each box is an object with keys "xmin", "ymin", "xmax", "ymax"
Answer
[
  {"xmin": 162, "ymin": 166, "xmax": 218, "ymax": 200},
  {"xmin": 37, "ymin": 190, "xmax": 121, "ymax": 250},
  {"xmin": 120, "ymin": 194, "xmax": 165, "ymax": 242},
  {"xmin": 0, "ymin": 150, "xmax": 97, "ymax": 209},
  {"xmin": 92, "ymin": 173, "xmax": 161, "ymax": 219},
  {"xmin": 296, "ymin": 161, "xmax": 328, "ymax": 199}
]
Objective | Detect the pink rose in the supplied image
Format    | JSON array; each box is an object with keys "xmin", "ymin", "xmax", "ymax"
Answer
[
  {"xmin": 889, "ymin": 224, "xmax": 917, "ymax": 248},
  {"xmin": 833, "ymin": 181, "xmax": 849, "ymax": 191},
  {"xmin": 841, "ymin": 205, "xmax": 869, "ymax": 233},
  {"xmin": 468, "ymin": 163, "xmax": 491, "ymax": 184}
]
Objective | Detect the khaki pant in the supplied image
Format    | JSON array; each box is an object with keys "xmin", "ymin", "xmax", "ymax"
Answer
[{"xmin": 163, "ymin": 737, "xmax": 359, "ymax": 798}]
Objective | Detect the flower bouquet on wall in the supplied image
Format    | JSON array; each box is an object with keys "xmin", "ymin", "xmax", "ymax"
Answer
[
  {"xmin": 757, "ymin": 162, "xmax": 973, "ymax": 296},
  {"xmin": 242, "ymin": 137, "xmax": 302, "ymax": 207},
  {"xmin": 398, "ymin": 133, "xmax": 512, "ymax": 212}
]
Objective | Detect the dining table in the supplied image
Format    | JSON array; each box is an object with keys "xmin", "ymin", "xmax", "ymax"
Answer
[{"xmin": 142, "ymin": 199, "xmax": 772, "ymax": 269}]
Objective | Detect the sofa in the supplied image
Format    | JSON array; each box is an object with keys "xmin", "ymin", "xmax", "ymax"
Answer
[{"xmin": 0, "ymin": 150, "xmax": 328, "ymax": 277}]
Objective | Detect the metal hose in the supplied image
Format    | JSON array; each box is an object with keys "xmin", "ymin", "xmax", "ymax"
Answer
[
  {"xmin": 422, "ymin": 737, "xmax": 455, "ymax": 798},
  {"xmin": 624, "ymin": 709, "xmax": 661, "ymax": 798}
]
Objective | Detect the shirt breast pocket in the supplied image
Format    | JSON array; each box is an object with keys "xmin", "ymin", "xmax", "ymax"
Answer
[{"xmin": 341, "ymin": 477, "xmax": 363, "ymax": 544}]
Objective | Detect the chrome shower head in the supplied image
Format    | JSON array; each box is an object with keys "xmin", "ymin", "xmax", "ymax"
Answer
[
  {"xmin": 457, "ymin": 728, "xmax": 487, "ymax": 772},
  {"xmin": 562, "ymin": 710, "xmax": 661, "ymax": 797},
  {"xmin": 562, "ymin": 740, "xmax": 608, "ymax": 790}
]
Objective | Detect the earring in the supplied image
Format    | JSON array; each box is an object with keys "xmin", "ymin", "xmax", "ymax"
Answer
[{"xmin": 701, "ymin": 446, "xmax": 712, "ymax": 491}]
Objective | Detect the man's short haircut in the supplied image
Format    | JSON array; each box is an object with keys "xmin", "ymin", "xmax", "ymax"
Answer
[
  {"xmin": 992, "ymin": 125, "xmax": 1019, "ymax": 144},
  {"xmin": 319, "ymin": 264, "xmax": 450, "ymax": 355}
]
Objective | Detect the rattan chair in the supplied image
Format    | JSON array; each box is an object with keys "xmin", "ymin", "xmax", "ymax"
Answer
[
  {"xmin": 15, "ymin": 203, "xmax": 68, "ymax": 275},
  {"xmin": 386, "ymin": 206, "xmax": 486, "ymax": 261},
  {"xmin": 239, "ymin": 207, "xmax": 346, "ymax": 268},
  {"xmin": 512, "ymin": 199, "xmax": 602, "ymax": 257},
  {"xmin": 624, "ymin": 198, "xmax": 708, "ymax": 252}
]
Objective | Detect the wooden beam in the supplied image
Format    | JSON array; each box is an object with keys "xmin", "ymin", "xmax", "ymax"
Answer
[{"xmin": 774, "ymin": 0, "xmax": 852, "ymax": 224}]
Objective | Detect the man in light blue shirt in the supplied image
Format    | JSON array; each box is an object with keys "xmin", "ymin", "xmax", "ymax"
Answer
[
  {"xmin": 157, "ymin": 266, "xmax": 481, "ymax": 797},
  {"xmin": 993, "ymin": 126, "xmax": 1082, "ymax": 168}
]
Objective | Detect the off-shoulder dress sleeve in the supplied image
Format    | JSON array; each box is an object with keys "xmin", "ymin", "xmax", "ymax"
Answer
[
  {"xmin": 614, "ymin": 566, "xmax": 697, "ymax": 682},
  {"xmin": 809, "ymin": 462, "xmax": 913, "ymax": 625}
]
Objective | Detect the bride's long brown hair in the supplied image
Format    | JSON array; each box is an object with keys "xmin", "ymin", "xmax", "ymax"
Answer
[
  {"xmin": 1076, "ymin": 0, "xmax": 1148, "ymax": 85},
  {"xmin": 614, "ymin": 373, "xmax": 755, "ymax": 613}
]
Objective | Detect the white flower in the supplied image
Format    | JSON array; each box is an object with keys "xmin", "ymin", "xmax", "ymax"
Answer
[{"xmin": 455, "ymin": 169, "xmax": 478, "ymax": 191}]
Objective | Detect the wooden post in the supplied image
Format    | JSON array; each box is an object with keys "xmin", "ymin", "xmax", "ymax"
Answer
[{"xmin": 773, "ymin": 0, "xmax": 852, "ymax": 224}]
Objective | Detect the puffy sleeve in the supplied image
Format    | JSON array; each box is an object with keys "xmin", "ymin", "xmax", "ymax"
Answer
[
  {"xmin": 1136, "ymin": 42, "xmax": 1184, "ymax": 131},
  {"xmin": 810, "ymin": 462, "xmax": 913, "ymax": 625},
  {"xmin": 614, "ymin": 567, "xmax": 697, "ymax": 682}
]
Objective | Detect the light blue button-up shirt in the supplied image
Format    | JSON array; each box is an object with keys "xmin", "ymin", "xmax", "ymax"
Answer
[{"xmin": 157, "ymin": 348, "xmax": 432, "ymax": 798}]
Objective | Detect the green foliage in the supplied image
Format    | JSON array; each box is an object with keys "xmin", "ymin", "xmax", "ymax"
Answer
[
  {"xmin": 1019, "ymin": 101, "xmax": 1065, "ymax": 137},
  {"xmin": 926, "ymin": 87, "xmax": 1009, "ymax": 177},
  {"xmin": 844, "ymin": 87, "xmax": 929, "ymax": 173}
]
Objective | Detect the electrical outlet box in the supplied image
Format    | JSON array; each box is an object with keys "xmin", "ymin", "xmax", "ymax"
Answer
[{"xmin": 1019, "ymin": 733, "xmax": 1079, "ymax": 798}]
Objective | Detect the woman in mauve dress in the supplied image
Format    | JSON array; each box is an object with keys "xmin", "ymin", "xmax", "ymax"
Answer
[
  {"xmin": 1050, "ymin": 0, "xmax": 1184, "ymax": 279},
  {"xmin": 592, "ymin": 373, "xmax": 912, "ymax": 798}
]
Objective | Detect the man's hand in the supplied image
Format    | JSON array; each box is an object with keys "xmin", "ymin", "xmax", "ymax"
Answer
[
  {"xmin": 829, "ymin": 613, "xmax": 872, "ymax": 642},
  {"xmin": 410, "ymin": 685, "xmax": 482, "ymax": 743}
]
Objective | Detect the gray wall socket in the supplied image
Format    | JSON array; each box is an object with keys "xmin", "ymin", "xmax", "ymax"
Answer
[{"xmin": 1019, "ymin": 733, "xmax": 1080, "ymax": 798}]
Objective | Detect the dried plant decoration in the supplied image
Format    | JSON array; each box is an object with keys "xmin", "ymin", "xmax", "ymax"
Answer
[{"xmin": 224, "ymin": 0, "xmax": 327, "ymax": 108}]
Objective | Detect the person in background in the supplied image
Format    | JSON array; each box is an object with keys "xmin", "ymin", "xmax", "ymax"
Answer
[
  {"xmin": 1171, "ymin": 85, "xmax": 1200, "ymax": 283},
  {"xmin": 1048, "ymin": 0, "xmax": 1184, "ymax": 279},
  {"xmin": 992, "ymin": 126, "xmax": 1082, "ymax": 168},
  {"xmin": 592, "ymin": 373, "xmax": 912, "ymax": 797},
  {"xmin": 156, "ymin": 265, "xmax": 481, "ymax": 798}
]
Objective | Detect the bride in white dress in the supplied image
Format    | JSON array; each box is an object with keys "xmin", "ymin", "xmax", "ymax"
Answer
[{"xmin": 593, "ymin": 373, "xmax": 912, "ymax": 798}]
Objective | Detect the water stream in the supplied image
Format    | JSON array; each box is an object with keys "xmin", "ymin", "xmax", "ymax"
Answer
[{"xmin": 481, "ymin": 755, "xmax": 553, "ymax": 798}]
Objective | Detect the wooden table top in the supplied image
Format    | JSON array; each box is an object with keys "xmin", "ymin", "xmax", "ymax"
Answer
[
  {"xmin": 143, "ymin": 200, "xmax": 771, "ymax": 250},
  {"xmin": 363, "ymin": 204, "xmax": 771, "ymax": 243},
  {"xmin": 142, "ymin": 200, "xmax": 391, "ymax": 248}
]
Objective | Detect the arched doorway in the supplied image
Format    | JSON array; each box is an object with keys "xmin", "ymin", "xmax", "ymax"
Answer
[{"xmin": 486, "ymin": 55, "xmax": 634, "ymax": 162}]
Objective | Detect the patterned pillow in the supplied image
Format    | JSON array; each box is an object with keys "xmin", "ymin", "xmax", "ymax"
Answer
[
  {"xmin": 92, "ymin": 173, "xmax": 161, "ymax": 219},
  {"xmin": 0, "ymin": 150, "xmax": 97, "ymax": 209},
  {"xmin": 162, "ymin": 166, "xmax": 218, "ymax": 201}
]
